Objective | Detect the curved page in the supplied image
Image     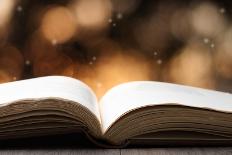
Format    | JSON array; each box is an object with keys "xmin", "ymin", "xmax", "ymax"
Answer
[
  {"xmin": 100, "ymin": 81, "xmax": 232, "ymax": 133},
  {"xmin": 0, "ymin": 76, "xmax": 100, "ymax": 121}
]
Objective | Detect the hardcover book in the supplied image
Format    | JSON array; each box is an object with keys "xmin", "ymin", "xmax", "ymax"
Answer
[{"xmin": 0, "ymin": 76, "xmax": 231, "ymax": 147}]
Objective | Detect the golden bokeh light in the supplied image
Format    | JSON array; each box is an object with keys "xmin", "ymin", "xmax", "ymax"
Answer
[
  {"xmin": 214, "ymin": 26, "xmax": 232, "ymax": 79},
  {"xmin": 71, "ymin": 0, "xmax": 112, "ymax": 30},
  {"xmin": 0, "ymin": 0, "xmax": 231, "ymax": 92},
  {"xmin": 191, "ymin": 2, "xmax": 227, "ymax": 37},
  {"xmin": 0, "ymin": 0, "xmax": 15, "ymax": 27},
  {"xmin": 0, "ymin": 45, "xmax": 24, "ymax": 83},
  {"xmin": 74, "ymin": 46, "xmax": 153, "ymax": 98},
  {"xmin": 165, "ymin": 42, "xmax": 215, "ymax": 89},
  {"xmin": 40, "ymin": 6, "xmax": 77, "ymax": 44},
  {"xmin": 0, "ymin": 70, "xmax": 13, "ymax": 83},
  {"xmin": 0, "ymin": 0, "xmax": 15, "ymax": 40}
]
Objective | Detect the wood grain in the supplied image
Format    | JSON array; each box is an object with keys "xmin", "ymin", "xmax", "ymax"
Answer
[
  {"xmin": 0, "ymin": 149, "xmax": 119, "ymax": 155},
  {"xmin": 0, "ymin": 148, "xmax": 232, "ymax": 155},
  {"xmin": 1, "ymin": 135, "xmax": 232, "ymax": 154},
  {"xmin": 121, "ymin": 148, "xmax": 232, "ymax": 155}
]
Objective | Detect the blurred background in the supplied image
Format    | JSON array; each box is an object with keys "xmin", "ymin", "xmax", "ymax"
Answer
[{"xmin": 0, "ymin": 0, "xmax": 231, "ymax": 98}]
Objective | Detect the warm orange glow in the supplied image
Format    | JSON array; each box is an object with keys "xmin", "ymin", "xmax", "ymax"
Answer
[
  {"xmin": 33, "ymin": 53, "xmax": 74, "ymax": 77},
  {"xmin": 40, "ymin": 6, "xmax": 77, "ymax": 44},
  {"xmin": 165, "ymin": 43, "xmax": 215, "ymax": 89},
  {"xmin": 71, "ymin": 0, "xmax": 112, "ymax": 30},
  {"xmin": 25, "ymin": 31, "xmax": 74, "ymax": 77},
  {"xmin": 0, "ymin": 0, "xmax": 230, "ymax": 91},
  {"xmin": 0, "ymin": 0, "xmax": 15, "ymax": 27},
  {"xmin": 75, "ymin": 48, "xmax": 153, "ymax": 98},
  {"xmin": 0, "ymin": 0, "xmax": 15, "ymax": 40},
  {"xmin": 24, "ymin": 31, "xmax": 57, "ymax": 63},
  {"xmin": 0, "ymin": 45, "xmax": 24, "ymax": 83},
  {"xmin": 0, "ymin": 70, "xmax": 13, "ymax": 83},
  {"xmin": 191, "ymin": 2, "xmax": 227, "ymax": 37},
  {"xmin": 214, "ymin": 27, "xmax": 232, "ymax": 79}
]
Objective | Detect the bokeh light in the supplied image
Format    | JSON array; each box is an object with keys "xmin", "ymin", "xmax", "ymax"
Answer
[
  {"xmin": 71, "ymin": 0, "xmax": 112, "ymax": 30},
  {"xmin": 191, "ymin": 2, "xmax": 227, "ymax": 37},
  {"xmin": 74, "ymin": 41, "xmax": 154, "ymax": 98},
  {"xmin": 0, "ymin": 0, "xmax": 15, "ymax": 27},
  {"xmin": 214, "ymin": 26, "xmax": 232, "ymax": 79},
  {"xmin": 0, "ymin": 45, "xmax": 24, "ymax": 83},
  {"xmin": 40, "ymin": 6, "xmax": 77, "ymax": 44},
  {"xmin": 0, "ymin": 0, "xmax": 15, "ymax": 40},
  {"xmin": 0, "ymin": 0, "xmax": 231, "ymax": 93},
  {"xmin": 164, "ymin": 42, "xmax": 215, "ymax": 89}
]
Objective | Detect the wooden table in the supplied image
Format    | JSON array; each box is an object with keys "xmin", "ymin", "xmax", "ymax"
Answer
[
  {"xmin": 1, "ymin": 134, "xmax": 232, "ymax": 155},
  {"xmin": 1, "ymin": 148, "xmax": 232, "ymax": 155}
]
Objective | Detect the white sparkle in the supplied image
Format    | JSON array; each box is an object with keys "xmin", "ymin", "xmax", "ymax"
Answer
[
  {"xmin": 157, "ymin": 59, "xmax": 162, "ymax": 65},
  {"xmin": 108, "ymin": 18, "xmax": 113, "ymax": 23},
  {"xmin": 219, "ymin": 8, "xmax": 226, "ymax": 14},
  {"xmin": 17, "ymin": 6, "xmax": 23, "ymax": 12},
  {"xmin": 203, "ymin": 38, "xmax": 210, "ymax": 44},
  {"xmin": 52, "ymin": 39, "xmax": 57, "ymax": 45},
  {"xmin": 25, "ymin": 60, "xmax": 31, "ymax": 65},
  {"xmin": 113, "ymin": 23, "xmax": 116, "ymax": 27},
  {"xmin": 89, "ymin": 61, "xmax": 93, "ymax": 65},
  {"xmin": 153, "ymin": 52, "xmax": 158, "ymax": 56},
  {"xmin": 96, "ymin": 82, "xmax": 102, "ymax": 88},
  {"xmin": 210, "ymin": 43, "xmax": 215, "ymax": 48},
  {"xmin": 116, "ymin": 13, "xmax": 123, "ymax": 19},
  {"xmin": 92, "ymin": 56, "xmax": 97, "ymax": 61}
]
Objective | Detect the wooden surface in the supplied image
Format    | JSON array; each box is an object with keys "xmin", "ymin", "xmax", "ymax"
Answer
[
  {"xmin": 0, "ymin": 148, "xmax": 232, "ymax": 155},
  {"xmin": 1, "ymin": 134, "xmax": 232, "ymax": 155}
]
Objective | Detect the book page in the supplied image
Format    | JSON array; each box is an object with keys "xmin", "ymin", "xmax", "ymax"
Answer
[
  {"xmin": 99, "ymin": 81, "xmax": 232, "ymax": 133},
  {"xmin": 0, "ymin": 76, "xmax": 101, "ymax": 121}
]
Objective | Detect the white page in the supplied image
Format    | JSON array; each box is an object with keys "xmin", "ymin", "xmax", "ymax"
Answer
[
  {"xmin": 99, "ymin": 81, "xmax": 232, "ymax": 132},
  {"xmin": 0, "ymin": 76, "xmax": 100, "ymax": 121}
]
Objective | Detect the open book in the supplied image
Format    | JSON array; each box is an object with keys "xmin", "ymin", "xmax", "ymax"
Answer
[{"xmin": 0, "ymin": 76, "xmax": 232, "ymax": 147}]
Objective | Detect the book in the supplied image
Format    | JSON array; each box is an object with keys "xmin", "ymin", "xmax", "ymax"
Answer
[{"xmin": 0, "ymin": 76, "xmax": 231, "ymax": 147}]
